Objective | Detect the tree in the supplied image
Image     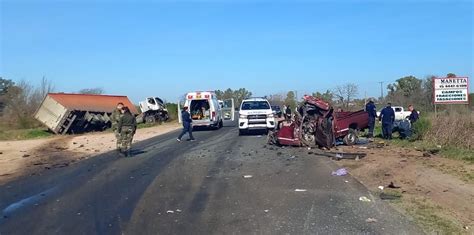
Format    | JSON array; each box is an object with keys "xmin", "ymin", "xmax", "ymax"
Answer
[
  {"xmin": 0, "ymin": 78, "xmax": 15, "ymax": 114},
  {"xmin": 78, "ymin": 88, "xmax": 104, "ymax": 95},
  {"xmin": 267, "ymin": 93, "xmax": 285, "ymax": 106},
  {"xmin": 386, "ymin": 76, "xmax": 422, "ymax": 107},
  {"xmin": 312, "ymin": 90, "xmax": 334, "ymax": 102},
  {"xmin": 233, "ymin": 88, "xmax": 252, "ymax": 107},
  {"xmin": 447, "ymin": 73, "xmax": 457, "ymax": 78},
  {"xmin": 333, "ymin": 83, "xmax": 358, "ymax": 108},
  {"xmin": 284, "ymin": 91, "xmax": 297, "ymax": 109}
]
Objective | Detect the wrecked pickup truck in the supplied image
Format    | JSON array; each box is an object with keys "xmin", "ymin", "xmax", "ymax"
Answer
[
  {"xmin": 269, "ymin": 95, "xmax": 369, "ymax": 148},
  {"xmin": 35, "ymin": 93, "xmax": 138, "ymax": 134}
]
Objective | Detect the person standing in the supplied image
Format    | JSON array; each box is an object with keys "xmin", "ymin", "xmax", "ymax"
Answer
[
  {"xmin": 379, "ymin": 103, "xmax": 395, "ymax": 140},
  {"xmin": 408, "ymin": 105, "xmax": 419, "ymax": 124},
  {"xmin": 111, "ymin": 102, "xmax": 124, "ymax": 151},
  {"xmin": 177, "ymin": 106, "xmax": 195, "ymax": 142},
  {"xmin": 285, "ymin": 105, "xmax": 292, "ymax": 122},
  {"xmin": 117, "ymin": 107, "xmax": 137, "ymax": 157},
  {"xmin": 365, "ymin": 100, "xmax": 377, "ymax": 140}
]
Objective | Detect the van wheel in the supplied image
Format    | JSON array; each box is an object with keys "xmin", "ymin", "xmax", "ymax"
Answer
[{"xmin": 343, "ymin": 129, "xmax": 358, "ymax": 146}]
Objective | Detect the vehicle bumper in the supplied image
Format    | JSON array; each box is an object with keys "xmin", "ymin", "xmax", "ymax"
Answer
[{"xmin": 238, "ymin": 118, "xmax": 276, "ymax": 130}]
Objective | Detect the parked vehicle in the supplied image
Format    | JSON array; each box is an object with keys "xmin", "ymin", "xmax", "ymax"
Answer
[
  {"xmin": 271, "ymin": 105, "xmax": 283, "ymax": 118},
  {"xmin": 376, "ymin": 106, "xmax": 417, "ymax": 120},
  {"xmin": 138, "ymin": 97, "xmax": 169, "ymax": 123},
  {"xmin": 238, "ymin": 98, "xmax": 276, "ymax": 135},
  {"xmin": 178, "ymin": 91, "xmax": 234, "ymax": 129},
  {"xmin": 35, "ymin": 93, "xmax": 137, "ymax": 134}
]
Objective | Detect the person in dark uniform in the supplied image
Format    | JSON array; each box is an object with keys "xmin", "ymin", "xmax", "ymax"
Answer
[
  {"xmin": 285, "ymin": 105, "xmax": 292, "ymax": 122},
  {"xmin": 379, "ymin": 103, "xmax": 395, "ymax": 140},
  {"xmin": 408, "ymin": 105, "xmax": 419, "ymax": 124},
  {"xmin": 365, "ymin": 100, "xmax": 377, "ymax": 140},
  {"xmin": 177, "ymin": 106, "xmax": 195, "ymax": 142},
  {"xmin": 117, "ymin": 106, "xmax": 137, "ymax": 157}
]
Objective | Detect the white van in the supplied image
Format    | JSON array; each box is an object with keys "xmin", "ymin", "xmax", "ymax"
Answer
[{"xmin": 178, "ymin": 91, "xmax": 234, "ymax": 129}]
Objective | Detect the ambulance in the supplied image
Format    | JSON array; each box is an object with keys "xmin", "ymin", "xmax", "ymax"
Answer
[{"xmin": 178, "ymin": 91, "xmax": 235, "ymax": 129}]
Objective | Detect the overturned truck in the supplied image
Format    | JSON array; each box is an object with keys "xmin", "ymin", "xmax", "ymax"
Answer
[{"xmin": 35, "ymin": 93, "xmax": 138, "ymax": 134}]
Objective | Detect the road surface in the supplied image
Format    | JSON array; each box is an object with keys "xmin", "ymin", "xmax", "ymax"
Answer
[{"xmin": 0, "ymin": 121, "xmax": 422, "ymax": 234}]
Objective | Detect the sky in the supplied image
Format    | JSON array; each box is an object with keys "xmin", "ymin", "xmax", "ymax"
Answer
[{"xmin": 1, "ymin": 0, "xmax": 473, "ymax": 103}]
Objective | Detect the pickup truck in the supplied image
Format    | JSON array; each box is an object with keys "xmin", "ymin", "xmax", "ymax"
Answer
[
  {"xmin": 334, "ymin": 110, "xmax": 369, "ymax": 145},
  {"xmin": 376, "ymin": 106, "xmax": 417, "ymax": 121}
]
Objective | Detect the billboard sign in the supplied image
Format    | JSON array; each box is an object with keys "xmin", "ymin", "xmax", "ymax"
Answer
[{"xmin": 433, "ymin": 77, "xmax": 469, "ymax": 104}]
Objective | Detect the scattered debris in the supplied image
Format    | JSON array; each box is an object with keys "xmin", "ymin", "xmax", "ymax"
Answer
[
  {"xmin": 331, "ymin": 168, "xmax": 348, "ymax": 176},
  {"xmin": 422, "ymin": 152, "xmax": 431, "ymax": 158},
  {"xmin": 359, "ymin": 196, "xmax": 372, "ymax": 202},
  {"xmin": 166, "ymin": 210, "xmax": 174, "ymax": 214},
  {"xmin": 463, "ymin": 226, "xmax": 469, "ymax": 230},
  {"xmin": 344, "ymin": 180, "xmax": 349, "ymax": 183},
  {"xmin": 22, "ymin": 154, "xmax": 31, "ymax": 158},
  {"xmin": 366, "ymin": 218, "xmax": 378, "ymax": 223},
  {"xmin": 295, "ymin": 189, "xmax": 307, "ymax": 192},
  {"xmin": 176, "ymin": 209, "xmax": 182, "ymax": 213},
  {"xmin": 378, "ymin": 186, "xmax": 385, "ymax": 191},
  {"xmin": 380, "ymin": 193, "xmax": 402, "ymax": 200},
  {"xmin": 358, "ymin": 146, "xmax": 368, "ymax": 149},
  {"xmin": 79, "ymin": 145, "xmax": 85, "ymax": 148},
  {"xmin": 243, "ymin": 175, "xmax": 253, "ymax": 179},
  {"xmin": 264, "ymin": 210, "xmax": 270, "ymax": 213},
  {"xmin": 388, "ymin": 182, "xmax": 401, "ymax": 189},
  {"xmin": 0, "ymin": 152, "xmax": 3, "ymax": 154}
]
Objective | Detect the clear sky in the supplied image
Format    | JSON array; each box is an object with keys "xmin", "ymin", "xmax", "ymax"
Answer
[{"xmin": 1, "ymin": 0, "xmax": 472, "ymax": 103}]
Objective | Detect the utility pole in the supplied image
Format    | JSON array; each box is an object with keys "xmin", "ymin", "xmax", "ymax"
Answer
[{"xmin": 378, "ymin": 82, "xmax": 384, "ymax": 101}]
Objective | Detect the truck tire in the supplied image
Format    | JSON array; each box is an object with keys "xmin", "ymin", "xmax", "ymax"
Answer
[
  {"xmin": 145, "ymin": 115, "xmax": 156, "ymax": 124},
  {"xmin": 343, "ymin": 129, "xmax": 358, "ymax": 146}
]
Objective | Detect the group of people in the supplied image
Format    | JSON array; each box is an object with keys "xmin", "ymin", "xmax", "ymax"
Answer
[
  {"xmin": 365, "ymin": 100, "xmax": 419, "ymax": 140},
  {"xmin": 111, "ymin": 102, "xmax": 137, "ymax": 157}
]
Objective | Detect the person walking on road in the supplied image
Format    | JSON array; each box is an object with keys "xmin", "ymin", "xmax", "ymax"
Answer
[
  {"xmin": 379, "ymin": 103, "xmax": 395, "ymax": 140},
  {"xmin": 408, "ymin": 104, "xmax": 419, "ymax": 124},
  {"xmin": 111, "ymin": 102, "xmax": 124, "ymax": 151},
  {"xmin": 365, "ymin": 100, "xmax": 377, "ymax": 140},
  {"xmin": 177, "ymin": 106, "xmax": 195, "ymax": 142},
  {"xmin": 117, "ymin": 106, "xmax": 137, "ymax": 157}
]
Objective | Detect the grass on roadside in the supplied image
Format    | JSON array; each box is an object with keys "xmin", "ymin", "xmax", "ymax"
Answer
[
  {"xmin": 0, "ymin": 128, "xmax": 53, "ymax": 141},
  {"xmin": 403, "ymin": 197, "xmax": 464, "ymax": 234}
]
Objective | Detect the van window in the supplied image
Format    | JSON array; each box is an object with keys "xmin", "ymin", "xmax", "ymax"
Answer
[
  {"xmin": 190, "ymin": 100, "xmax": 211, "ymax": 120},
  {"xmin": 241, "ymin": 101, "xmax": 270, "ymax": 110},
  {"xmin": 395, "ymin": 107, "xmax": 402, "ymax": 112},
  {"xmin": 148, "ymin": 98, "xmax": 156, "ymax": 105}
]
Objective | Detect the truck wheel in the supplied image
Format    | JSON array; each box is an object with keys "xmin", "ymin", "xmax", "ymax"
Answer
[
  {"xmin": 145, "ymin": 115, "xmax": 156, "ymax": 124},
  {"xmin": 343, "ymin": 129, "xmax": 358, "ymax": 146}
]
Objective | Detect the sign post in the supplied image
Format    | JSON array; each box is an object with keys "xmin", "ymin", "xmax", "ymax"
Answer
[{"xmin": 433, "ymin": 77, "xmax": 469, "ymax": 106}]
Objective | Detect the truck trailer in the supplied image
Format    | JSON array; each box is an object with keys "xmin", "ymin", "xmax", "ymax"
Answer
[{"xmin": 35, "ymin": 93, "xmax": 137, "ymax": 134}]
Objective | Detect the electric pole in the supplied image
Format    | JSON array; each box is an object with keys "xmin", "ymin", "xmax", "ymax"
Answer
[{"xmin": 378, "ymin": 81, "xmax": 384, "ymax": 101}]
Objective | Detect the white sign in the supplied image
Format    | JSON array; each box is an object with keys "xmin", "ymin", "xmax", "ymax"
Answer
[{"xmin": 433, "ymin": 77, "xmax": 469, "ymax": 104}]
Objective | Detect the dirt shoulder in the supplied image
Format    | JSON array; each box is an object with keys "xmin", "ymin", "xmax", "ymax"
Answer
[
  {"xmin": 0, "ymin": 123, "xmax": 181, "ymax": 185},
  {"xmin": 334, "ymin": 141, "xmax": 474, "ymax": 234}
]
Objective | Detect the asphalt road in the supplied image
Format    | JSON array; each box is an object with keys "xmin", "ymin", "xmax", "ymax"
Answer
[{"xmin": 0, "ymin": 120, "xmax": 422, "ymax": 235}]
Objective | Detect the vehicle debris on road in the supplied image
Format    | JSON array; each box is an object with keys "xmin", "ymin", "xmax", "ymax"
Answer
[
  {"xmin": 359, "ymin": 196, "xmax": 372, "ymax": 202},
  {"xmin": 243, "ymin": 175, "xmax": 253, "ymax": 179},
  {"xmin": 366, "ymin": 218, "xmax": 378, "ymax": 223},
  {"xmin": 331, "ymin": 168, "xmax": 348, "ymax": 176},
  {"xmin": 295, "ymin": 189, "xmax": 307, "ymax": 192}
]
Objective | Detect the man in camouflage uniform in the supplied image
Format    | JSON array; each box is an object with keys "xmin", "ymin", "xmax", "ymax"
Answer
[
  {"xmin": 111, "ymin": 102, "xmax": 124, "ymax": 151},
  {"xmin": 117, "ymin": 106, "xmax": 137, "ymax": 157}
]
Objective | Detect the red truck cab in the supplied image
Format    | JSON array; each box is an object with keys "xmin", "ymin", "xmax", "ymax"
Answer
[{"xmin": 333, "ymin": 110, "xmax": 369, "ymax": 145}]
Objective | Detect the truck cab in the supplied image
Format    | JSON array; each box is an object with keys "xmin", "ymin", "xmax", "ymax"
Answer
[
  {"xmin": 138, "ymin": 97, "xmax": 169, "ymax": 123},
  {"xmin": 238, "ymin": 98, "xmax": 275, "ymax": 135},
  {"xmin": 178, "ymin": 91, "xmax": 234, "ymax": 129}
]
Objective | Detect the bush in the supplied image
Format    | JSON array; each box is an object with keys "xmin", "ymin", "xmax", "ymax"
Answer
[
  {"xmin": 410, "ymin": 117, "xmax": 431, "ymax": 141},
  {"xmin": 166, "ymin": 103, "xmax": 178, "ymax": 121},
  {"xmin": 424, "ymin": 112, "xmax": 473, "ymax": 150}
]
